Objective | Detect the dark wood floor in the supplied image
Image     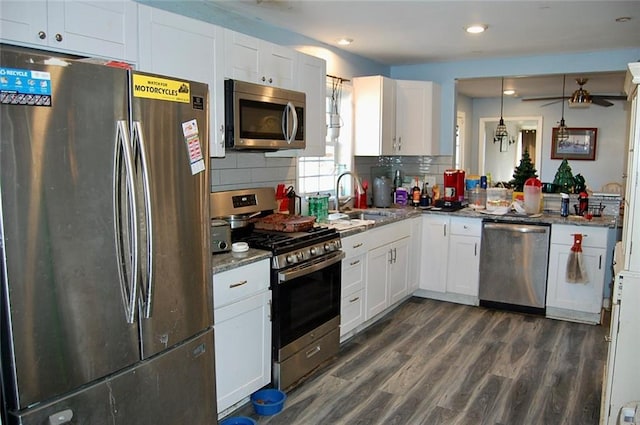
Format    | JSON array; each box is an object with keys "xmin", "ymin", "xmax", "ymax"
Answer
[{"xmin": 231, "ymin": 297, "xmax": 608, "ymax": 425}]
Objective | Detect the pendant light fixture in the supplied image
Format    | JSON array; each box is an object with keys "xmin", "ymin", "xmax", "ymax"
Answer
[
  {"xmin": 494, "ymin": 77, "xmax": 509, "ymax": 143},
  {"xmin": 557, "ymin": 75, "xmax": 570, "ymax": 142}
]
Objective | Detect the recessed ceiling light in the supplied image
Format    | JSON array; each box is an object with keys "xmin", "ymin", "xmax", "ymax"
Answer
[
  {"xmin": 465, "ymin": 24, "xmax": 488, "ymax": 34},
  {"xmin": 503, "ymin": 89, "xmax": 515, "ymax": 96},
  {"xmin": 337, "ymin": 38, "xmax": 353, "ymax": 46}
]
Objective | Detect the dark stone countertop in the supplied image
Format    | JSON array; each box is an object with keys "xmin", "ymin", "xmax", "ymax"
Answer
[{"xmin": 211, "ymin": 248, "xmax": 271, "ymax": 274}]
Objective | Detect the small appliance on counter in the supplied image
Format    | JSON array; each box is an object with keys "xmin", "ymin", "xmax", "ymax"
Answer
[
  {"xmin": 211, "ymin": 219, "xmax": 232, "ymax": 253},
  {"xmin": 444, "ymin": 169, "xmax": 465, "ymax": 202}
]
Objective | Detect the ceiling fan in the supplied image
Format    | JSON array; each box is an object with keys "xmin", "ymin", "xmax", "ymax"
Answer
[{"xmin": 522, "ymin": 78, "xmax": 627, "ymax": 107}]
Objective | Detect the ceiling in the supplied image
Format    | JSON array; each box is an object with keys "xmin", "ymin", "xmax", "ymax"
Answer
[
  {"xmin": 205, "ymin": 0, "xmax": 640, "ymax": 98},
  {"xmin": 209, "ymin": 0, "xmax": 640, "ymax": 66}
]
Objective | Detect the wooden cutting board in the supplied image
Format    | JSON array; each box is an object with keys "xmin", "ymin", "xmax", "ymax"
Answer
[{"xmin": 254, "ymin": 214, "xmax": 316, "ymax": 232}]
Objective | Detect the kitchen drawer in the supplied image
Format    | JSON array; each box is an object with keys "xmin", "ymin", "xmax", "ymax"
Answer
[
  {"xmin": 550, "ymin": 224, "xmax": 608, "ymax": 248},
  {"xmin": 342, "ymin": 232, "xmax": 369, "ymax": 258},
  {"xmin": 213, "ymin": 259, "xmax": 270, "ymax": 309},
  {"xmin": 340, "ymin": 289, "xmax": 364, "ymax": 337},
  {"xmin": 449, "ymin": 217, "xmax": 482, "ymax": 237},
  {"xmin": 341, "ymin": 252, "xmax": 366, "ymax": 297},
  {"xmin": 367, "ymin": 219, "xmax": 411, "ymax": 250}
]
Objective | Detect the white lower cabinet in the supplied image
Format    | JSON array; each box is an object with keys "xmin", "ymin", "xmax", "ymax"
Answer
[
  {"xmin": 417, "ymin": 215, "xmax": 481, "ymax": 305},
  {"xmin": 445, "ymin": 217, "xmax": 481, "ymax": 298},
  {"xmin": 213, "ymin": 259, "xmax": 271, "ymax": 414},
  {"xmin": 546, "ymin": 224, "xmax": 615, "ymax": 324},
  {"xmin": 419, "ymin": 214, "xmax": 449, "ymax": 293},
  {"xmin": 340, "ymin": 232, "xmax": 368, "ymax": 340},
  {"xmin": 408, "ymin": 216, "xmax": 423, "ymax": 293},
  {"xmin": 365, "ymin": 221, "xmax": 411, "ymax": 320}
]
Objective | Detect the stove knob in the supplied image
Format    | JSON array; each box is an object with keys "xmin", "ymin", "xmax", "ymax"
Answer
[
  {"xmin": 296, "ymin": 252, "xmax": 304, "ymax": 261},
  {"xmin": 286, "ymin": 254, "xmax": 296, "ymax": 264},
  {"xmin": 324, "ymin": 243, "xmax": 330, "ymax": 252},
  {"xmin": 310, "ymin": 247, "xmax": 318, "ymax": 256}
]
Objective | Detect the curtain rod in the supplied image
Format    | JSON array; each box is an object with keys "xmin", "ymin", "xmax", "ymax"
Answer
[{"xmin": 326, "ymin": 74, "xmax": 350, "ymax": 82}]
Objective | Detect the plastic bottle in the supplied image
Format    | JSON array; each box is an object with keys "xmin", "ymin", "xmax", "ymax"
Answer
[{"xmin": 561, "ymin": 193, "xmax": 570, "ymax": 217}]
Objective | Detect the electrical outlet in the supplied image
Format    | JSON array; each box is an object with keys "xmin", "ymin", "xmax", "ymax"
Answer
[{"xmin": 424, "ymin": 176, "xmax": 437, "ymax": 187}]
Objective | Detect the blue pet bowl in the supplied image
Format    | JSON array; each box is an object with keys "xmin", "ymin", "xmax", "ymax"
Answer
[
  {"xmin": 220, "ymin": 416, "xmax": 257, "ymax": 425},
  {"xmin": 250, "ymin": 388, "xmax": 287, "ymax": 416}
]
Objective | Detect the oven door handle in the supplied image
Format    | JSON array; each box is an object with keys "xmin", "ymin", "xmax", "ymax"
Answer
[{"xmin": 278, "ymin": 251, "xmax": 345, "ymax": 283}]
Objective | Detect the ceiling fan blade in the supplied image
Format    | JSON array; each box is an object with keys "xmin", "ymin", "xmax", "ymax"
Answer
[
  {"xmin": 540, "ymin": 99, "xmax": 563, "ymax": 107},
  {"xmin": 591, "ymin": 97, "xmax": 614, "ymax": 107},
  {"xmin": 522, "ymin": 96, "xmax": 567, "ymax": 102},
  {"xmin": 592, "ymin": 94, "xmax": 627, "ymax": 101}
]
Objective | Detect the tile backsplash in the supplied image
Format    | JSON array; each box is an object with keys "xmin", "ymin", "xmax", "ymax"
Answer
[
  {"xmin": 210, "ymin": 152, "xmax": 297, "ymax": 192},
  {"xmin": 354, "ymin": 155, "xmax": 454, "ymax": 186}
]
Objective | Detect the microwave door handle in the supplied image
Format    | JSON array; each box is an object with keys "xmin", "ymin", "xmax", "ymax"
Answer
[
  {"xmin": 281, "ymin": 103, "xmax": 290, "ymax": 143},
  {"xmin": 287, "ymin": 101, "xmax": 297, "ymax": 144}
]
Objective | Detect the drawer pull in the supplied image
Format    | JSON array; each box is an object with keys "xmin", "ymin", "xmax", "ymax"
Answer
[
  {"xmin": 350, "ymin": 260, "xmax": 360, "ymax": 266},
  {"xmin": 353, "ymin": 242, "xmax": 363, "ymax": 248},
  {"xmin": 229, "ymin": 280, "xmax": 248, "ymax": 288},
  {"xmin": 306, "ymin": 346, "xmax": 321, "ymax": 358},
  {"xmin": 349, "ymin": 296, "xmax": 360, "ymax": 303}
]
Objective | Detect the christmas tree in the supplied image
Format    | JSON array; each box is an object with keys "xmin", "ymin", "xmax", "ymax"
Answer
[
  {"xmin": 510, "ymin": 150, "xmax": 538, "ymax": 191},
  {"xmin": 553, "ymin": 159, "xmax": 575, "ymax": 193}
]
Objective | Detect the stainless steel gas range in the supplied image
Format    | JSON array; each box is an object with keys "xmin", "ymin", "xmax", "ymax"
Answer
[{"xmin": 210, "ymin": 188, "xmax": 343, "ymax": 390}]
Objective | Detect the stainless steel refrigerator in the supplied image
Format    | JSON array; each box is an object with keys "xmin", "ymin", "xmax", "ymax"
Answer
[{"xmin": 0, "ymin": 44, "xmax": 216, "ymax": 424}]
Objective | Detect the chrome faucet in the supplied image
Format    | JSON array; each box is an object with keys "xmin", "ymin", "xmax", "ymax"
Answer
[{"xmin": 336, "ymin": 171, "xmax": 363, "ymax": 212}]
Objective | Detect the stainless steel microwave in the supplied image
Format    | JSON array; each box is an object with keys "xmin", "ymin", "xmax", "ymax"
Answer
[{"xmin": 224, "ymin": 79, "xmax": 306, "ymax": 151}]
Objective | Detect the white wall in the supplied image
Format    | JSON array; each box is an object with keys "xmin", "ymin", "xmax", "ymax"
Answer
[
  {"xmin": 469, "ymin": 96, "xmax": 628, "ymax": 191},
  {"xmin": 391, "ymin": 49, "xmax": 640, "ymax": 155}
]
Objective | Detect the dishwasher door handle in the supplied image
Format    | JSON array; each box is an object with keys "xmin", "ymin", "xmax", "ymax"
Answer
[{"xmin": 483, "ymin": 223, "xmax": 548, "ymax": 233}]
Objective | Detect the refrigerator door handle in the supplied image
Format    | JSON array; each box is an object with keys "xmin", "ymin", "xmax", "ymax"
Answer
[
  {"xmin": 115, "ymin": 120, "xmax": 139, "ymax": 324},
  {"xmin": 133, "ymin": 121, "xmax": 154, "ymax": 319}
]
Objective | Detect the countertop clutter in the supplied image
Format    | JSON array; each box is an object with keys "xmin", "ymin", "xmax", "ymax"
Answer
[{"xmin": 212, "ymin": 205, "xmax": 617, "ymax": 273}]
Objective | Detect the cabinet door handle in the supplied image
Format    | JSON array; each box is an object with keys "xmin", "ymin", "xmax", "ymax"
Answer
[
  {"xmin": 443, "ymin": 224, "xmax": 447, "ymax": 237},
  {"xmin": 268, "ymin": 299, "xmax": 272, "ymax": 320},
  {"xmin": 350, "ymin": 259, "xmax": 360, "ymax": 266},
  {"xmin": 599, "ymin": 255, "xmax": 602, "ymax": 270},
  {"xmin": 38, "ymin": 31, "xmax": 46, "ymax": 40},
  {"xmin": 394, "ymin": 247, "xmax": 397, "ymax": 263},
  {"xmin": 353, "ymin": 242, "xmax": 363, "ymax": 248},
  {"xmin": 55, "ymin": 33, "xmax": 63, "ymax": 42},
  {"xmin": 398, "ymin": 136, "xmax": 402, "ymax": 151},
  {"xmin": 388, "ymin": 250, "xmax": 393, "ymax": 264},
  {"xmin": 261, "ymin": 76, "xmax": 266, "ymax": 82},
  {"xmin": 474, "ymin": 242, "xmax": 477, "ymax": 257},
  {"xmin": 349, "ymin": 296, "xmax": 360, "ymax": 303},
  {"xmin": 229, "ymin": 280, "xmax": 248, "ymax": 288},
  {"xmin": 604, "ymin": 335, "xmax": 612, "ymax": 343}
]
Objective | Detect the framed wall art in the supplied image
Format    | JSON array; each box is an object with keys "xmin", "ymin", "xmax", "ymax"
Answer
[{"xmin": 551, "ymin": 127, "xmax": 597, "ymax": 160}]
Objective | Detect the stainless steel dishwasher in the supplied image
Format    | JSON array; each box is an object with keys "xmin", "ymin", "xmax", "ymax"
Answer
[{"xmin": 479, "ymin": 220, "xmax": 551, "ymax": 314}]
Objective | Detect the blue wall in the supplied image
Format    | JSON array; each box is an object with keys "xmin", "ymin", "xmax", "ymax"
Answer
[{"xmin": 391, "ymin": 49, "xmax": 640, "ymax": 154}]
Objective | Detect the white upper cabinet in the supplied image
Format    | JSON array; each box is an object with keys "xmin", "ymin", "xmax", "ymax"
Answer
[
  {"xmin": 353, "ymin": 75, "xmax": 440, "ymax": 156},
  {"xmin": 0, "ymin": 0, "xmax": 138, "ymax": 62},
  {"xmin": 395, "ymin": 80, "xmax": 441, "ymax": 156},
  {"xmin": 137, "ymin": 6, "xmax": 225, "ymax": 157},
  {"xmin": 224, "ymin": 30, "xmax": 296, "ymax": 90},
  {"xmin": 353, "ymin": 75, "xmax": 396, "ymax": 156},
  {"xmin": 267, "ymin": 51, "xmax": 327, "ymax": 158}
]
